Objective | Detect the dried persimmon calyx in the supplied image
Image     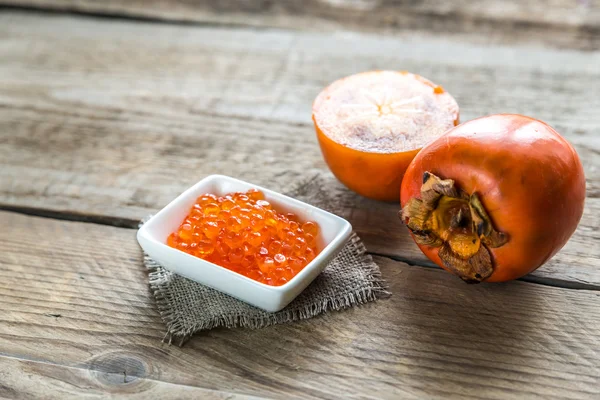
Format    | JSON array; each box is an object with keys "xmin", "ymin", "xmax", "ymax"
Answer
[{"xmin": 400, "ymin": 172, "xmax": 508, "ymax": 283}]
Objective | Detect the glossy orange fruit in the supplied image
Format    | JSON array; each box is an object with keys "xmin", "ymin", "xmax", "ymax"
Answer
[
  {"xmin": 400, "ymin": 114, "xmax": 586, "ymax": 283},
  {"xmin": 313, "ymin": 71, "xmax": 459, "ymax": 201}
]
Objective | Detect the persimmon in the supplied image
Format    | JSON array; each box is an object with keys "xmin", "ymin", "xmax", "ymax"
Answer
[
  {"xmin": 312, "ymin": 71, "xmax": 459, "ymax": 201},
  {"xmin": 400, "ymin": 114, "xmax": 586, "ymax": 283}
]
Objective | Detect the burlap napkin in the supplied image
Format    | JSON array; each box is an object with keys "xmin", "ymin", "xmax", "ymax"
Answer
[{"xmin": 142, "ymin": 173, "xmax": 390, "ymax": 344}]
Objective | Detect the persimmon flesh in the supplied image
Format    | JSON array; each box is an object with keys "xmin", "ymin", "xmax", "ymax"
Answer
[
  {"xmin": 400, "ymin": 114, "xmax": 586, "ymax": 283},
  {"xmin": 313, "ymin": 71, "xmax": 459, "ymax": 201}
]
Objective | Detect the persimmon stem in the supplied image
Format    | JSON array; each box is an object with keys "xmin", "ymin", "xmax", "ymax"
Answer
[{"xmin": 401, "ymin": 172, "xmax": 508, "ymax": 283}]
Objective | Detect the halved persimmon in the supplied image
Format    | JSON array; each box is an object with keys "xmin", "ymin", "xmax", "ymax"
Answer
[{"xmin": 312, "ymin": 71, "xmax": 459, "ymax": 201}]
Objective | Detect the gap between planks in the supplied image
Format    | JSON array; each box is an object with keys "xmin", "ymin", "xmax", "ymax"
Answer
[
  {"xmin": 369, "ymin": 252, "xmax": 600, "ymax": 291},
  {"xmin": 2, "ymin": 206, "xmax": 598, "ymax": 292},
  {"xmin": 0, "ymin": 3, "xmax": 588, "ymax": 32},
  {"xmin": 0, "ymin": 2, "xmax": 598, "ymax": 52},
  {"xmin": 0, "ymin": 4, "xmax": 273, "ymax": 31},
  {"xmin": 0, "ymin": 204, "xmax": 140, "ymax": 229}
]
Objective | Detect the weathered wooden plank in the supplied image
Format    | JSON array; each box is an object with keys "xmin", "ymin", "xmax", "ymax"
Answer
[
  {"xmin": 1, "ymin": 211, "xmax": 600, "ymax": 399},
  {"xmin": 0, "ymin": 12, "xmax": 598, "ymax": 286},
  {"xmin": 1, "ymin": 0, "xmax": 598, "ymax": 50},
  {"xmin": 0, "ymin": 356, "xmax": 261, "ymax": 400}
]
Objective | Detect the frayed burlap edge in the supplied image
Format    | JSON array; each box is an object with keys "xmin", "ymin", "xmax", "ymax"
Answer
[{"xmin": 141, "ymin": 217, "xmax": 389, "ymax": 345}]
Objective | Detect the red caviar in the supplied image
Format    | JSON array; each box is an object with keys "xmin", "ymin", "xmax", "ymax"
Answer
[{"xmin": 167, "ymin": 189, "xmax": 320, "ymax": 286}]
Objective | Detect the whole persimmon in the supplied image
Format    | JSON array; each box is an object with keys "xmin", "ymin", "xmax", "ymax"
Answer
[
  {"xmin": 313, "ymin": 71, "xmax": 459, "ymax": 201},
  {"xmin": 400, "ymin": 114, "xmax": 586, "ymax": 283}
]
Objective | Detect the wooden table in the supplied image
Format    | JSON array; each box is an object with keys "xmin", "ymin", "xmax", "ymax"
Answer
[{"xmin": 1, "ymin": 1, "xmax": 599, "ymax": 398}]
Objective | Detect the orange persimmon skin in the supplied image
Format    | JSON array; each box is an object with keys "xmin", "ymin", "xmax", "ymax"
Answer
[
  {"xmin": 312, "ymin": 71, "xmax": 459, "ymax": 202},
  {"xmin": 314, "ymin": 121, "xmax": 420, "ymax": 202},
  {"xmin": 400, "ymin": 114, "xmax": 586, "ymax": 282}
]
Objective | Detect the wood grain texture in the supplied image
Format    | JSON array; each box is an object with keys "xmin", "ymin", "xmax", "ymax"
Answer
[
  {"xmin": 1, "ymin": 211, "xmax": 600, "ymax": 399},
  {"xmin": 0, "ymin": 357, "xmax": 261, "ymax": 400},
  {"xmin": 0, "ymin": 12, "xmax": 598, "ymax": 286},
  {"xmin": 1, "ymin": 0, "xmax": 599, "ymax": 50}
]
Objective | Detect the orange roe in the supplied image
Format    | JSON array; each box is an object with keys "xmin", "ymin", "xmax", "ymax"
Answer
[{"xmin": 167, "ymin": 189, "xmax": 320, "ymax": 286}]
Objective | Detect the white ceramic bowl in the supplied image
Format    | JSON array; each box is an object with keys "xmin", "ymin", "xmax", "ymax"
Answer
[{"xmin": 137, "ymin": 175, "xmax": 352, "ymax": 312}]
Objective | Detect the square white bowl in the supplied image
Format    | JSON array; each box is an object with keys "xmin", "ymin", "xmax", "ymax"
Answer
[{"xmin": 137, "ymin": 175, "xmax": 352, "ymax": 312}]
